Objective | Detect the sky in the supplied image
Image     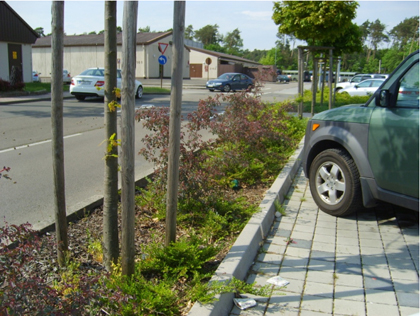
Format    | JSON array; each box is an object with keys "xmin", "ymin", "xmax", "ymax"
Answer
[{"xmin": 6, "ymin": 0, "xmax": 420, "ymax": 51}]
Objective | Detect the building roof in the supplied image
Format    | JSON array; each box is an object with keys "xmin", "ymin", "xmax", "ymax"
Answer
[
  {"xmin": 188, "ymin": 46, "xmax": 261, "ymax": 66},
  {"xmin": 33, "ymin": 31, "xmax": 173, "ymax": 47},
  {"xmin": 0, "ymin": 1, "xmax": 39, "ymax": 44}
]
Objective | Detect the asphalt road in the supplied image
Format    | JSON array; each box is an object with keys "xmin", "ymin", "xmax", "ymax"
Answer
[{"xmin": 0, "ymin": 83, "xmax": 308, "ymax": 228}]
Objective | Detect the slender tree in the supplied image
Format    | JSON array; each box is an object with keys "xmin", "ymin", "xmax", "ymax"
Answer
[
  {"xmin": 223, "ymin": 28, "xmax": 243, "ymax": 55},
  {"xmin": 194, "ymin": 24, "xmax": 219, "ymax": 46},
  {"xmin": 51, "ymin": 1, "xmax": 68, "ymax": 267},
  {"xmin": 121, "ymin": 0, "xmax": 137, "ymax": 276},
  {"xmin": 103, "ymin": 0, "xmax": 119, "ymax": 272}
]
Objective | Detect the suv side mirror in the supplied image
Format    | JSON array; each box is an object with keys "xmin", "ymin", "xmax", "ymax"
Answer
[{"xmin": 376, "ymin": 89, "xmax": 389, "ymax": 107}]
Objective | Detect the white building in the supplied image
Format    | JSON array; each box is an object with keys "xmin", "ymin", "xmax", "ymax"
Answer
[{"xmin": 32, "ymin": 31, "xmax": 191, "ymax": 80}]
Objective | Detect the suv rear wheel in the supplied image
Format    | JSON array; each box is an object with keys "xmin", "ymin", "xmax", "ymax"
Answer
[{"xmin": 309, "ymin": 148, "xmax": 362, "ymax": 216}]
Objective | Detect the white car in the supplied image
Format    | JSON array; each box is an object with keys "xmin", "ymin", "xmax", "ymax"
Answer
[
  {"xmin": 63, "ymin": 69, "xmax": 71, "ymax": 84},
  {"xmin": 338, "ymin": 79, "xmax": 385, "ymax": 97},
  {"xmin": 32, "ymin": 71, "xmax": 41, "ymax": 82},
  {"xmin": 335, "ymin": 74, "xmax": 388, "ymax": 91},
  {"xmin": 70, "ymin": 68, "xmax": 143, "ymax": 101}
]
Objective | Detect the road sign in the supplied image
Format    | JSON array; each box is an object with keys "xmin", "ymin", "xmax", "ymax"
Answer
[
  {"xmin": 158, "ymin": 55, "xmax": 167, "ymax": 65},
  {"xmin": 158, "ymin": 42, "xmax": 169, "ymax": 55}
]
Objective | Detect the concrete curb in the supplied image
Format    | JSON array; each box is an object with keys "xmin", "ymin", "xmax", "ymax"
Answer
[{"xmin": 187, "ymin": 138, "xmax": 304, "ymax": 316}]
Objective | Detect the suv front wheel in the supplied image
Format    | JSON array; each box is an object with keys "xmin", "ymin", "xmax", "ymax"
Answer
[{"xmin": 309, "ymin": 148, "xmax": 362, "ymax": 217}]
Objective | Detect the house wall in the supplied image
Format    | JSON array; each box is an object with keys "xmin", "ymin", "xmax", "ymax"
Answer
[
  {"xmin": 0, "ymin": 42, "xmax": 8, "ymax": 80},
  {"xmin": 190, "ymin": 50, "xmax": 218, "ymax": 79},
  {"xmin": 21, "ymin": 44, "xmax": 32, "ymax": 82},
  {"xmin": 32, "ymin": 34, "xmax": 190, "ymax": 80},
  {"xmin": 0, "ymin": 42, "xmax": 32, "ymax": 82}
]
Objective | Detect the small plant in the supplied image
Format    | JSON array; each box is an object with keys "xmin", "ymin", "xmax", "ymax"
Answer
[{"xmin": 274, "ymin": 200, "xmax": 286, "ymax": 216}]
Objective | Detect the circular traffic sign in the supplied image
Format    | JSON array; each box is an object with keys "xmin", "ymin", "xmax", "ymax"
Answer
[{"xmin": 158, "ymin": 55, "xmax": 167, "ymax": 65}]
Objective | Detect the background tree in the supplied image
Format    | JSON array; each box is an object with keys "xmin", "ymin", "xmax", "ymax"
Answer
[
  {"xmin": 389, "ymin": 16, "xmax": 419, "ymax": 49},
  {"xmin": 138, "ymin": 26, "xmax": 151, "ymax": 32},
  {"xmin": 34, "ymin": 27, "xmax": 45, "ymax": 37},
  {"xmin": 222, "ymin": 28, "xmax": 243, "ymax": 55},
  {"xmin": 272, "ymin": 1, "xmax": 359, "ymax": 46},
  {"xmin": 185, "ymin": 24, "xmax": 194, "ymax": 40},
  {"xmin": 366, "ymin": 19, "xmax": 389, "ymax": 60},
  {"xmin": 194, "ymin": 24, "xmax": 220, "ymax": 46}
]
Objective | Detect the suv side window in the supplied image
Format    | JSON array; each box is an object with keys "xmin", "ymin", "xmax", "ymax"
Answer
[{"xmin": 396, "ymin": 62, "xmax": 419, "ymax": 108}]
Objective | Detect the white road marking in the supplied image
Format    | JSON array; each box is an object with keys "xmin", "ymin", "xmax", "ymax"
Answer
[{"xmin": 0, "ymin": 133, "xmax": 83, "ymax": 154}]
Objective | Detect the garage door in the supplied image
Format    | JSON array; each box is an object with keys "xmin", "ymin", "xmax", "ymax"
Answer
[{"xmin": 190, "ymin": 64, "xmax": 203, "ymax": 78}]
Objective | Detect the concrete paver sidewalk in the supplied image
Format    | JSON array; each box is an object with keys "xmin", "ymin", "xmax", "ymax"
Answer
[{"xmin": 230, "ymin": 168, "xmax": 419, "ymax": 316}]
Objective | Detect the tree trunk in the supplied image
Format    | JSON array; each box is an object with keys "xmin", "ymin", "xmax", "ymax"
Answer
[
  {"xmin": 165, "ymin": 1, "xmax": 186, "ymax": 246},
  {"xmin": 51, "ymin": 1, "xmax": 68, "ymax": 267},
  {"xmin": 103, "ymin": 0, "xmax": 119, "ymax": 272},
  {"xmin": 121, "ymin": 0, "xmax": 137, "ymax": 276}
]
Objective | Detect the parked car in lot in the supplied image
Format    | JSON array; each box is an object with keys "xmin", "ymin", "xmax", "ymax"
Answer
[
  {"xmin": 70, "ymin": 68, "xmax": 143, "ymax": 101},
  {"xmin": 335, "ymin": 73, "xmax": 388, "ymax": 91},
  {"xmin": 63, "ymin": 69, "xmax": 71, "ymax": 84},
  {"xmin": 206, "ymin": 73, "xmax": 254, "ymax": 92},
  {"xmin": 338, "ymin": 79, "xmax": 385, "ymax": 97},
  {"xmin": 32, "ymin": 71, "xmax": 41, "ymax": 82},
  {"xmin": 302, "ymin": 50, "xmax": 419, "ymax": 217},
  {"xmin": 277, "ymin": 75, "xmax": 290, "ymax": 83}
]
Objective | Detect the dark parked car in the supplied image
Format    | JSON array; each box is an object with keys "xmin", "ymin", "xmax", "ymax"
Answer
[
  {"xmin": 277, "ymin": 75, "xmax": 290, "ymax": 83},
  {"xmin": 206, "ymin": 73, "xmax": 254, "ymax": 92},
  {"xmin": 302, "ymin": 50, "xmax": 419, "ymax": 217}
]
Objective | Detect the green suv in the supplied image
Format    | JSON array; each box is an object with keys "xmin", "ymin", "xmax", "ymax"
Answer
[{"xmin": 302, "ymin": 50, "xmax": 419, "ymax": 217}]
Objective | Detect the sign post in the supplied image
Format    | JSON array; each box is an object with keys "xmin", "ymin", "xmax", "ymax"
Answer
[{"xmin": 158, "ymin": 42, "xmax": 169, "ymax": 88}]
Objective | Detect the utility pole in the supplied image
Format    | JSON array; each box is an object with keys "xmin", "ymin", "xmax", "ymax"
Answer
[
  {"xmin": 51, "ymin": 1, "xmax": 68, "ymax": 267},
  {"xmin": 166, "ymin": 0, "xmax": 186, "ymax": 246},
  {"xmin": 121, "ymin": 0, "xmax": 137, "ymax": 276}
]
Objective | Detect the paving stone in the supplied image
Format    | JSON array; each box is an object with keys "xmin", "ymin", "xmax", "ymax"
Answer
[
  {"xmin": 286, "ymin": 246, "xmax": 311, "ymax": 259},
  {"xmin": 311, "ymin": 241, "xmax": 336, "ymax": 253},
  {"xmin": 362, "ymin": 266, "xmax": 391, "ymax": 279},
  {"xmin": 247, "ymin": 273, "xmax": 277, "ymax": 288},
  {"xmin": 357, "ymin": 225, "xmax": 380, "ymax": 233},
  {"xmin": 361, "ymin": 253, "xmax": 388, "ymax": 266},
  {"xmin": 336, "ymin": 229, "xmax": 358, "ymax": 238},
  {"xmin": 299, "ymin": 310, "xmax": 330, "ymax": 316},
  {"xmin": 267, "ymin": 292, "xmax": 301, "ymax": 310},
  {"xmin": 281, "ymin": 256, "xmax": 309, "ymax": 269},
  {"xmin": 281, "ymin": 277, "xmax": 305, "ymax": 294},
  {"xmin": 359, "ymin": 245, "xmax": 385, "ymax": 256},
  {"xmin": 293, "ymin": 224, "xmax": 316, "ymax": 234},
  {"xmin": 399, "ymin": 305, "xmax": 420, "ymax": 316},
  {"xmin": 313, "ymin": 233, "xmax": 335, "ymax": 244},
  {"xmin": 249, "ymin": 262, "xmax": 280, "ymax": 276},
  {"xmin": 231, "ymin": 302, "xmax": 266, "ymax": 315},
  {"xmin": 310, "ymin": 250, "xmax": 336, "ymax": 262},
  {"xmin": 395, "ymin": 291, "xmax": 420, "ymax": 308},
  {"xmin": 274, "ymin": 229, "xmax": 292, "ymax": 238},
  {"xmin": 334, "ymin": 272, "xmax": 364, "ymax": 288},
  {"xmin": 363, "ymin": 276, "xmax": 394, "ymax": 291},
  {"xmin": 358, "ymin": 231, "xmax": 382, "ymax": 240},
  {"xmin": 287, "ymin": 238, "xmax": 312, "ymax": 249},
  {"xmin": 304, "ymin": 282, "xmax": 333, "ymax": 298},
  {"xmin": 365, "ymin": 302, "xmax": 400, "ymax": 316},
  {"xmin": 278, "ymin": 265, "xmax": 307, "ymax": 281},
  {"xmin": 333, "ymin": 298, "xmax": 366, "ymax": 316},
  {"xmin": 300, "ymin": 294, "xmax": 333, "ymax": 314},
  {"xmin": 334, "ymin": 284, "xmax": 365, "ymax": 302},
  {"xmin": 306, "ymin": 270, "xmax": 334, "ymax": 285},
  {"xmin": 389, "ymin": 267, "xmax": 419, "ymax": 281},
  {"xmin": 290, "ymin": 231, "xmax": 314, "ymax": 241},
  {"xmin": 336, "ymin": 254, "xmax": 361, "ymax": 265},
  {"xmin": 392, "ymin": 278, "xmax": 419, "ymax": 294},
  {"xmin": 359, "ymin": 238, "xmax": 383, "ymax": 249},
  {"xmin": 316, "ymin": 220, "xmax": 337, "ymax": 229},
  {"xmin": 365, "ymin": 288, "xmax": 398, "ymax": 305},
  {"xmin": 265, "ymin": 235, "xmax": 287, "ymax": 246},
  {"xmin": 335, "ymin": 262, "xmax": 362, "ymax": 275},
  {"xmin": 336, "ymin": 236, "xmax": 360, "ymax": 246},
  {"xmin": 308, "ymin": 258, "xmax": 335, "ymax": 272},
  {"xmin": 262, "ymin": 242, "xmax": 287, "ymax": 255},
  {"xmin": 336, "ymin": 244, "xmax": 360, "ymax": 255},
  {"xmin": 257, "ymin": 252, "xmax": 283, "ymax": 265}
]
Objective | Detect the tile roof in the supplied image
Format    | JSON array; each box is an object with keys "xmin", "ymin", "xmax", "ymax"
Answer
[{"xmin": 33, "ymin": 31, "xmax": 172, "ymax": 47}]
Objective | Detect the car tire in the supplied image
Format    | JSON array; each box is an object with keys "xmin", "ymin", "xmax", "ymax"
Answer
[
  {"xmin": 209, "ymin": 89, "xmax": 214, "ymax": 92},
  {"xmin": 309, "ymin": 148, "xmax": 362, "ymax": 217},
  {"xmin": 75, "ymin": 96, "xmax": 85, "ymax": 101},
  {"xmin": 136, "ymin": 85, "xmax": 143, "ymax": 99},
  {"xmin": 223, "ymin": 84, "xmax": 231, "ymax": 93},
  {"xmin": 246, "ymin": 85, "xmax": 253, "ymax": 92}
]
